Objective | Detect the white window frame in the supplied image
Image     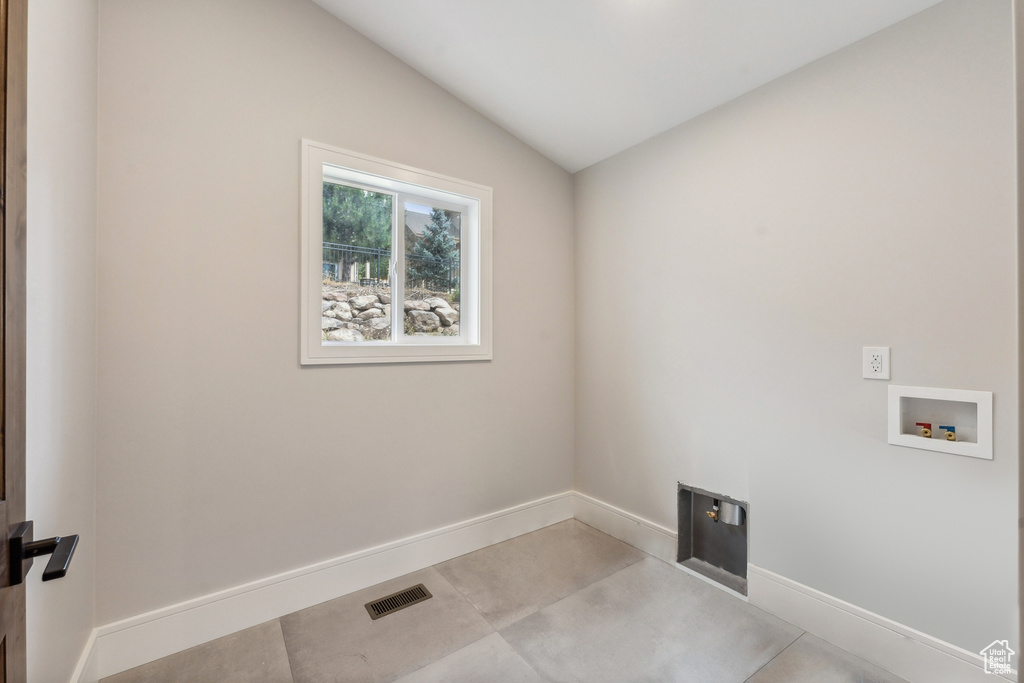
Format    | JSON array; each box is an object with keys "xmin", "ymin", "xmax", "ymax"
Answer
[{"xmin": 301, "ymin": 139, "xmax": 492, "ymax": 365}]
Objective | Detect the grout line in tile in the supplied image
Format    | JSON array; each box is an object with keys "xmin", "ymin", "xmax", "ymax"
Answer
[
  {"xmin": 527, "ymin": 522, "xmax": 652, "ymax": 612},
  {"xmin": 434, "ymin": 520, "xmax": 649, "ymax": 633},
  {"xmin": 494, "ymin": 631, "xmax": 550, "ymax": 682},
  {"xmin": 494, "ymin": 555, "xmax": 647, "ymax": 639},
  {"xmin": 741, "ymin": 630, "xmax": 807, "ymax": 683},
  {"xmin": 430, "ymin": 561, "xmax": 503, "ymax": 635},
  {"xmin": 272, "ymin": 618, "xmax": 297, "ymax": 683},
  {"xmin": 392, "ymin": 568, "xmax": 501, "ymax": 678},
  {"xmin": 571, "ymin": 520, "xmax": 652, "ymax": 569},
  {"xmin": 388, "ymin": 631, "xmax": 493, "ymax": 683},
  {"xmin": 278, "ymin": 614, "xmax": 302, "ymax": 682},
  {"xmin": 492, "ymin": 552, "xmax": 648, "ymax": 632}
]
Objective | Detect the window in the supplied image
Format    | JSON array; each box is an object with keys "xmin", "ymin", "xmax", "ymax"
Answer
[{"xmin": 301, "ymin": 140, "xmax": 492, "ymax": 364}]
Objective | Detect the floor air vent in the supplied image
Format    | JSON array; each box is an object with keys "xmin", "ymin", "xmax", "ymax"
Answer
[{"xmin": 364, "ymin": 584, "xmax": 432, "ymax": 620}]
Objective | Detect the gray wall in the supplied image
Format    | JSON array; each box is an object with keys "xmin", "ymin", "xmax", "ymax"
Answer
[
  {"xmin": 26, "ymin": 0, "xmax": 99, "ymax": 680},
  {"xmin": 95, "ymin": 0, "xmax": 575, "ymax": 624},
  {"xmin": 574, "ymin": 0, "xmax": 1017, "ymax": 653}
]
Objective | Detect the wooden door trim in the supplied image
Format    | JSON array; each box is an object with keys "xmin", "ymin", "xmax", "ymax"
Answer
[{"xmin": 0, "ymin": 0, "xmax": 28, "ymax": 679}]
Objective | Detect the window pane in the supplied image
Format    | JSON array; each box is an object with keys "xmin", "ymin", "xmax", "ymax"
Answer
[
  {"xmin": 321, "ymin": 181, "xmax": 393, "ymax": 343},
  {"xmin": 403, "ymin": 202, "xmax": 461, "ymax": 337}
]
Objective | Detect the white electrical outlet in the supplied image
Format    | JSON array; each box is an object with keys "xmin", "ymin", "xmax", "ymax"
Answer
[{"xmin": 862, "ymin": 347, "xmax": 890, "ymax": 380}]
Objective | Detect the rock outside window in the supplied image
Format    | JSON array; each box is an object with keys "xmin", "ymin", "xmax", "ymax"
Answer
[{"xmin": 301, "ymin": 140, "xmax": 492, "ymax": 365}]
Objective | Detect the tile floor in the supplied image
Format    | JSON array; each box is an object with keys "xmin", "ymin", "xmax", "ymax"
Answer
[{"xmin": 102, "ymin": 520, "xmax": 909, "ymax": 683}]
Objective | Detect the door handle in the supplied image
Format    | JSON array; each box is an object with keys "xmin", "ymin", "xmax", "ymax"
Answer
[{"xmin": 9, "ymin": 521, "xmax": 79, "ymax": 585}]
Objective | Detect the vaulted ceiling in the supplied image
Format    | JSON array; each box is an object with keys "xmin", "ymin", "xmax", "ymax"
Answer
[{"xmin": 314, "ymin": 0, "xmax": 944, "ymax": 172}]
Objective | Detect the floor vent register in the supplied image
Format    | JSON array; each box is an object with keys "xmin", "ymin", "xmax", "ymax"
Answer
[{"xmin": 364, "ymin": 583, "xmax": 433, "ymax": 620}]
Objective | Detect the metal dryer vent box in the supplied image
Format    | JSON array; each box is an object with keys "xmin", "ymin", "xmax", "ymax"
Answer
[{"xmin": 677, "ymin": 482, "xmax": 749, "ymax": 596}]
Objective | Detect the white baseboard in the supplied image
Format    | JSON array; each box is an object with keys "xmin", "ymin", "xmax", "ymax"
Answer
[
  {"xmin": 571, "ymin": 492, "xmax": 755, "ymax": 600},
  {"xmin": 748, "ymin": 565, "xmax": 1017, "ymax": 683},
  {"xmin": 77, "ymin": 491, "xmax": 574, "ymax": 682},
  {"xmin": 72, "ymin": 490, "xmax": 1012, "ymax": 683},
  {"xmin": 69, "ymin": 629, "xmax": 99, "ymax": 683},
  {"xmin": 569, "ymin": 491, "xmax": 678, "ymax": 562},
  {"xmin": 569, "ymin": 493, "xmax": 1012, "ymax": 683}
]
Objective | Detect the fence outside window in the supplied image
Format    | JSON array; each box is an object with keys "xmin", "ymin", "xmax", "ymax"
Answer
[{"xmin": 322, "ymin": 242, "xmax": 459, "ymax": 293}]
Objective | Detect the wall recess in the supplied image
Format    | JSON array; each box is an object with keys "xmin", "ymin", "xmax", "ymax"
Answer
[
  {"xmin": 886, "ymin": 385, "xmax": 992, "ymax": 460},
  {"xmin": 677, "ymin": 483, "xmax": 748, "ymax": 595}
]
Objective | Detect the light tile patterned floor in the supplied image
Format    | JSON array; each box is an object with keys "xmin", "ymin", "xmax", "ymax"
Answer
[{"xmin": 102, "ymin": 520, "xmax": 908, "ymax": 683}]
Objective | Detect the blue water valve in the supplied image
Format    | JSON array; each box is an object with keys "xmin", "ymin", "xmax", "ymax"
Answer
[{"xmin": 938, "ymin": 425, "xmax": 956, "ymax": 442}]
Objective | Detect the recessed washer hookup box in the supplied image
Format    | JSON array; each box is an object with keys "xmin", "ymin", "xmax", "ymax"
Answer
[{"xmin": 677, "ymin": 482, "xmax": 748, "ymax": 596}]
